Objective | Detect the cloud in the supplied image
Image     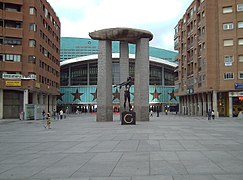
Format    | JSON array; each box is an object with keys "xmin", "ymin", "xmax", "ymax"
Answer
[{"xmin": 47, "ymin": 0, "xmax": 193, "ymax": 51}]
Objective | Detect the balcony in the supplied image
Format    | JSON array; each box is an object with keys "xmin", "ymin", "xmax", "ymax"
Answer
[
  {"xmin": 197, "ymin": 6, "xmax": 201, "ymax": 14},
  {"xmin": 5, "ymin": 0, "xmax": 23, "ymax": 5},
  {"xmin": 0, "ymin": 44, "xmax": 23, "ymax": 54},
  {"xmin": 0, "ymin": 27, "xmax": 23, "ymax": 38},
  {"xmin": 187, "ymin": 56, "xmax": 194, "ymax": 63},
  {"xmin": 187, "ymin": 30, "xmax": 193, "ymax": 38},
  {"xmin": 0, "ymin": 62, "xmax": 22, "ymax": 72},
  {"xmin": 3, "ymin": 11, "xmax": 23, "ymax": 22},
  {"xmin": 187, "ymin": 43, "xmax": 194, "ymax": 51}
]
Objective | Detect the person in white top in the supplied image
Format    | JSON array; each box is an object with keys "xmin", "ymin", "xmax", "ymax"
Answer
[{"xmin": 60, "ymin": 109, "xmax": 63, "ymax": 119}]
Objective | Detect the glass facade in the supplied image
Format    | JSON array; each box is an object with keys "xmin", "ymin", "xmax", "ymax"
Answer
[{"xmin": 61, "ymin": 37, "xmax": 178, "ymax": 63}]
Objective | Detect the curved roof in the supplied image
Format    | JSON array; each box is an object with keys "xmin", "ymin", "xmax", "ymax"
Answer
[{"xmin": 60, "ymin": 53, "xmax": 177, "ymax": 68}]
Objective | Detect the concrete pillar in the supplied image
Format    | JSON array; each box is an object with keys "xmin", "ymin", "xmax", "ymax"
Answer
[
  {"xmin": 49, "ymin": 95, "xmax": 53, "ymax": 111},
  {"xmin": 186, "ymin": 95, "xmax": 190, "ymax": 115},
  {"xmin": 213, "ymin": 91, "xmax": 218, "ymax": 117},
  {"xmin": 194, "ymin": 95, "xmax": 197, "ymax": 116},
  {"xmin": 44, "ymin": 94, "xmax": 48, "ymax": 112},
  {"xmin": 229, "ymin": 94, "xmax": 233, "ymax": 117},
  {"xmin": 97, "ymin": 40, "xmax": 113, "ymax": 122},
  {"xmin": 0, "ymin": 89, "xmax": 3, "ymax": 119},
  {"xmin": 52, "ymin": 95, "xmax": 57, "ymax": 111},
  {"xmin": 134, "ymin": 38, "xmax": 149, "ymax": 121},
  {"xmin": 198, "ymin": 94, "xmax": 202, "ymax": 116},
  {"xmin": 207, "ymin": 92, "xmax": 212, "ymax": 111},
  {"xmin": 39, "ymin": 93, "xmax": 44, "ymax": 104},
  {"xmin": 179, "ymin": 97, "xmax": 183, "ymax": 114},
  {"xmin": 119, "ymin": 41, "xmax": 129, "ymax": 114},
  {"xmin": 202, "ymin": 93, "xmax": 207, "ymax": 116},
  {"xmin": 23, "ymin": 89, "xmax": 29, "ymax": 119},
  {"xmin": 33, "ymin": 92, "xmax": 38, "ymax": 104}
]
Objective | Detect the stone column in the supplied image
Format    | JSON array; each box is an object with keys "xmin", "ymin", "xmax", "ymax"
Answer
[
  {"xmin": 52, "ymin": 95, "xmax": 57, "ymax": 111},
  {"xmin": 186, "ymin": 95, "xmax": 190, "ymax": 115},
  {"xmin": 134, "ymin": 38, "xmax": 149, "ymax": 121},
  {"xmin": 33, "ymin": 92, "xmax": 38, "ymax": 104},
  {"xmin": 198, "ymin": 94, "xmax": 202, "ymax": 116},
  {"xmin": 49, "ymin": 95, "xmax": 53, "ymax": 111},
  {"xmin": 212, "ymin": 91, "xmax": 218, "ymax": 117},
  {"xmin": 119, "ymin": 41, "xmax": 129, "ymax": 114},
  {"xmin": 44, "ymin": 94, "xmax": 48, "ymax": 112},
  {"xmin": 207, "ymin": 92, "xmax": 212, "ymax": 111},
  {"xmin": 194, "ymin": 95, "xmax": 197, "ymax": 116},
  {"xmin": 24, "ymin": 89, "xmax": 29, "ymax": 119},
  {"xmin": 179, "ymin": 97, "xmax": 183, "ymax": 114},
  {"xmin": 202, "ymin": 93, "xmax": 207, "ymax": 116},
  {"xmin": 97, "ymin": 40, "xmax": 113, "ymax": 122},
  {"xmin": 0, "ymin": 89, "xmax": 3, "ymax": 119},
  {"xmin": 39, "ymin": 93, "xmax": 44, "ymax": 105},
  {"xmin": 229, "ymin": 93, "xmax": 233, "ymax": 117}
]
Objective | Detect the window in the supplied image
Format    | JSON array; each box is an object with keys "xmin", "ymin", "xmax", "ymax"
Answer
[
  {"xmin": 238, "ymin": 39, "xmax": 243, "ymax": 45},
  {"xmin": 4, "ymin": 38, "xmax": 21, "ymax": 45},
  {"xmin": 239, "ymin": 72, "xmax": 243, "ymax": 79},
  {"xmin": 29, "ymin": 7, "xmax": 36, "ymax": 15},
  {"xmin": 29, "ymin": 23, "xmax": 36, "ymax": 31},
  {"xmin": 5, "ymin": 54, "xmax": 21, "ymax": 62},
  {"xmin": 202, "ymin": 11, "xmax": 205, "ymax": 17},
  {"xmin": 29, "ymin": 39, "xmax": 36, "ymax": 47},
  {"xmin": 224, "ymin": 55, "xmax": 234, "ymax": 66},
  {"xmin": 223, "ymin": 6, "xmax": 233, "ymax": 14},
  {"xmin": 224, "ymin": 39, "xmax": 233, "ymax": 46},
  {"xmin": 239, "ymin": 55, "xmax": 243, "ymax": 62},
  {"xmin": 28, "ymin": 55, "xmax": 36, "ymax": 63},
  {"xmin": 0, "ymin": 54, "xmax": 3, "ymax": 61},
  {"xmin": 223, "ymin": 23, "xmax": 234, "ymax": 30},
  {"xmin": 238, "ymin": 22, "xmax": 243, "ymax": 28},
  {"xmin": 224, "ymin": 72, "xmax": 234, "ymax": 80},
  {"xmin": 237, "ymin": 4, "xmax": 243, "ymax": 12}
]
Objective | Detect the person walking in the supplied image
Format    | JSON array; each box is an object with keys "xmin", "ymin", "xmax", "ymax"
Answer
[
  {"xmin": 42, "ymin": 110, "xmax": 46, "ymax": 120},
  {"xmin": 208, "ymin": 109, "xmax": 212, "ymax": 120},
  {"xmin": 150, "ymin": 110, "xmax": 153, "ymax": 117},
  {"xmin": 60, "ymin": 109, "xmax": 63, "ymax": 119},
  {"xmin": 212, "ymin": 110, "xmax": 215, "ymax": 120},
  {"xmin": 44, "ymin": 111, "xmax": 51, "ymax": 129}
]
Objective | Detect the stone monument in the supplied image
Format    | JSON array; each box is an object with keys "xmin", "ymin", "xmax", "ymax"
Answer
[{"xmin": 89, "ymin": 27, "xmax": 153, "ymax": 122}]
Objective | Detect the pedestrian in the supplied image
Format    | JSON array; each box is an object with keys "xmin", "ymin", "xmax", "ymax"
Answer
[
  {"xmin": 60, "ymin": 109, "xmax": 63, "ymax": 119},
  {"xmin": 42, "ymin": 110, "xmax": 46, "ymax": 120},
  {"xmin": 212, "ymin": 110, "xmax": 215, "ymax": 120},
  {"xmin": 165, "ymin": 109, "xmax": 168, "ymax": 115},
  {"xmin": 157, "ymin": 107, "xmax": 160, "ymax": 117},
  {"xmin": 44, "ymin": 111, "xmax": 51, "ymax": 129},
  {"xmin": 208, "ymin": 109, "xmax": 212, "ymax": 120},
  {"xmin": 150, "ymin": 110, "xmax": 153, "ymax": 117}
]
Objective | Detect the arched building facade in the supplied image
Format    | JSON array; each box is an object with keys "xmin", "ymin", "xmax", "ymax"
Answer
[{"xmin": 58, "ymin": 53, "xmax": 179, "ymax": 114}]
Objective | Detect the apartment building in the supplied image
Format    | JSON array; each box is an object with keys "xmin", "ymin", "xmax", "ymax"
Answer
[
  {"xmin": 0, "ymin": 0, "xmax": 60, "ymax": 119},
  {"xmin": 174, "ymin": 0, "xmax": 243, "ymax": 117}
]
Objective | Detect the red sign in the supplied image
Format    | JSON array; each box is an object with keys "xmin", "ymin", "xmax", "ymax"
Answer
[{"xmin": 239, "ymin": 96, "xmax": 243, "ymax": 100}]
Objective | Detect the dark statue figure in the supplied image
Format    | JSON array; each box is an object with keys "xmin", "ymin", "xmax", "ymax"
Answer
[{"xmin": 115, "ymin": 76, "xmax": 132, "ymax": 111}]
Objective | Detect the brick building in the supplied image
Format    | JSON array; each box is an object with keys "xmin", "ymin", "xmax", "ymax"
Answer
[
  {"xmin": 174, "ymin": 0, "xmax": 243, "ymax": 117},
  {"xmin": 0, "ymin": 0, "xmax": 60, "ymax": 119}
]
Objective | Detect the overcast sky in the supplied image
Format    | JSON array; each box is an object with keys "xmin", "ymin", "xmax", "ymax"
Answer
[{"xmin": 48, "ymin": 0, "xmax": 193, "ymax": 51}]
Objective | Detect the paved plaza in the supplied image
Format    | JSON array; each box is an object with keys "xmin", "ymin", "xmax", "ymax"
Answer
[{"xmin": 0, "ymin": 113, "xmax": 243, "ymax": 180}]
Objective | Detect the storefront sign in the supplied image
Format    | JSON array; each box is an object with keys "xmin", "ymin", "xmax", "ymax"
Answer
[
  {"xmin": 235, "ymin": 83, "xmax": 243, "ymax": 89},
  {"xmin": 229, "ymin": 91, "xmax": 243, "ymax": 97},
  {"xmin": 2, "ymin": 73, "xmax": 36, "ymax": 80},
  {"xmin": 35, "ymin": 82, "xmax": 40, "ymax": 88},
  {"xmin": 5, "ymin": 81, "xmax": 21, "ymax": 87}
]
